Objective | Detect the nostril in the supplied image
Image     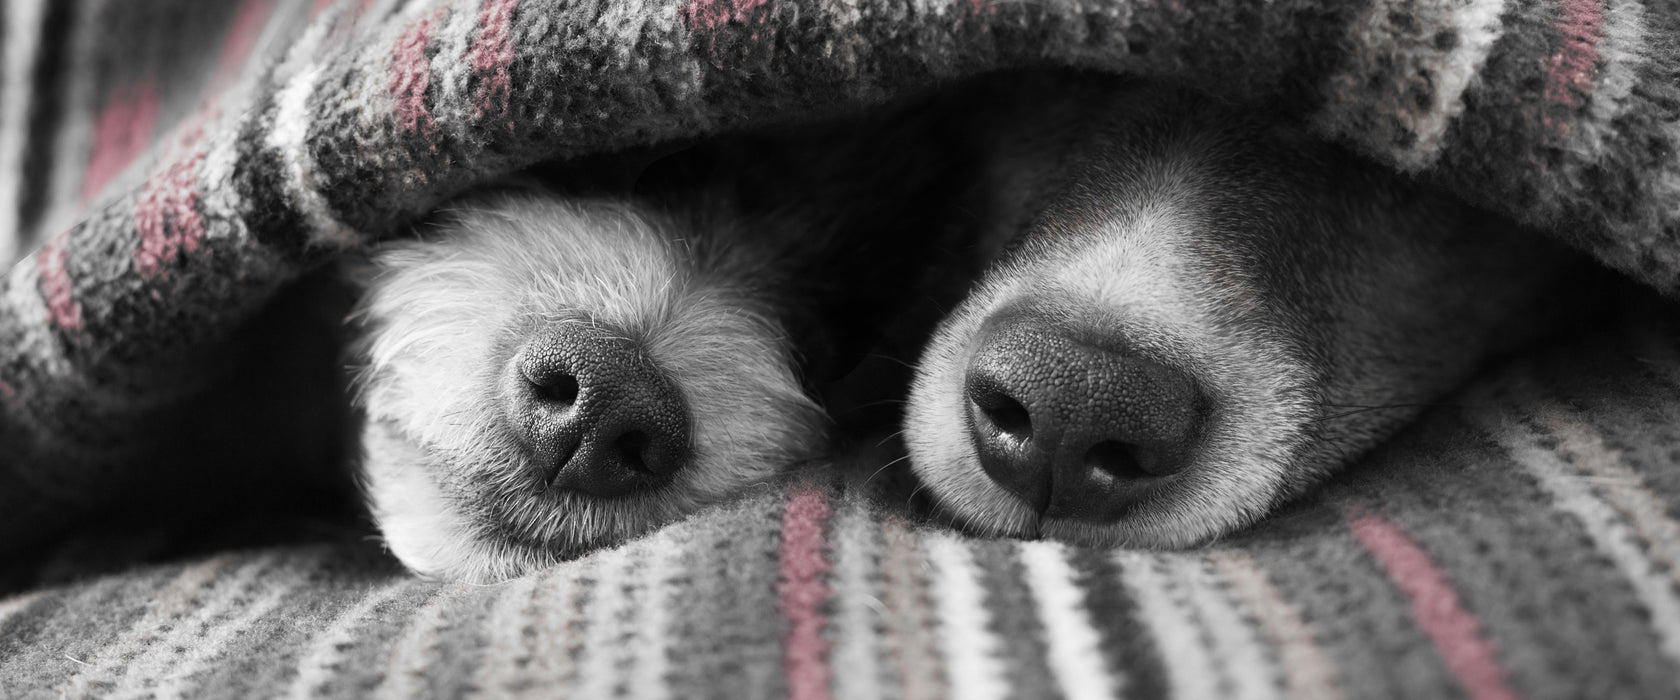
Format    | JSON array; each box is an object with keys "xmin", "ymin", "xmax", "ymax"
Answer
[
  {"xmin": 970, "ymin": 381, "xmax": 1033, "ymax": 443},
  {"xmin": 615, "ymin": 430, "xmax": 649, "ymax": 473},
  {"xmin": 529, "ymin": 372, "xmax": 580, "ymax": 406},
  {"xmin": 1084, "ymin": 440, "xmax": 1146, "ymax": 480},
  {"xmin": 504, "ymin": 323, "xmax": 692, "ymax": 498},
  {"xmin": 961, "ymin": 311, "xmax": 1207, "ymax": 520}
]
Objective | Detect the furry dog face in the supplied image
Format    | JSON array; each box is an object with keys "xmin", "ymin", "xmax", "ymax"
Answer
[
  {"xmin": 354, "ymin": 195, "xmax": 824, "ymax": 582},
  {"xmin": 351, "ymin": 119, "xmax": 964, "ymax": 582},
  {"xmin": 349, "ymin": 72, "xmax": 1591, "ymax": 579},
  {"xmin": 904, "ymin": 75, "xmax": 1588, "ymax": 547}
]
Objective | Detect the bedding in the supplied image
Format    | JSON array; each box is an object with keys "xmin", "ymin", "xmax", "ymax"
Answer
[{"xmin": 2, "ymin": 0, "xmax": 1680, "ymax": 697}]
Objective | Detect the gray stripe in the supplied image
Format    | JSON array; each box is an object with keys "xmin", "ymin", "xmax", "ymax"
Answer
[
  {"xmin": 1467, "ymin": 365, "xmax": 1680, "ymax": 695},
  {"xmin": 828, "ymin": 492, "xmax": 887, "ymax": 700},
  {"xmin": 879, "ymin": 516, "xmax": 945, "ymax": 700},
  {"xmin": 0, "ymin": 566, "xmax": 176, "ymax": 695},
  {"xmin": 216, "ymin": 546, "xmax": 409, "ymax": 700},
  {"xmin": 1234, "ymin": 488, "xmax": 1456, "ymax": 698},
  {"xmin": 300, "ymin": 579, "xmax": 447, "ymax": 697},
  {"xmin": 662, "ymin": 490, "xmax": 788, "ymax": 700},
  {"xmin": 428, "ymin": 588, "xmax": 502, "ymax": 697},
  {"xmin": 1545, "ymin": 319, "xmax": 1680, "ymax": 512},
  {"xmin": 1066, "ymin": 546, "xmax": 1167, "ymax": 700},
  {"xmin": 970, "ymin": 539, "xmax": 1059, "ymax": 700}
]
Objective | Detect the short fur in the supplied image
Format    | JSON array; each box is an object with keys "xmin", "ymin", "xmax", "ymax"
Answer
[{"xmin": 903, "ymin": 72, "xmax": 1595, "ymax": 546}]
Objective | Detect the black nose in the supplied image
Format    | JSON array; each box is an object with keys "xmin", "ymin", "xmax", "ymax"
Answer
[
  {"xmin": 964, "ymin": 316, "xmax": 1203, "ymax": 522},
  {"xmin": 502, "ymin": 323, "xmax": 691, "ymax": 498}
]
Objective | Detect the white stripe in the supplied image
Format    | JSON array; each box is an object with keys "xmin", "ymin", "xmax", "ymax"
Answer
[
  {"xmin": 4, "ymin": 258, "xmax": 71, "ymax": 378},
  {"xmin": 1481, "ymin": 406, "xmax": 1680, "ymax": 688},
  {"xmin": 86, "ymin": 555, "xmax": 280, "ymax": 699},
  {"xmin": 1541, "ymin": 409, "xmax": 1680, "ymax": 583},
  {"xmin": 1115, "ymin": 551, "xmax": 1222, "ymax": 700},
  {"xmin": 1578, "ymin": 0, "xmax": 1649, "ymax": 157},
  {"xmin": 143, "ymin": 553, "xmax": 315, "ymax": 700},
  {"xmin": 830, "ymin": 505, "xmax": 884, "ymax": 700},
  {"xmin": 197, "ymin": 0, "xmax": 297, "ymax": 230},
  {"xmin": 286, "ymin": 578, "xmax": 415, "ymax": 700},
  {"xmin": 1319, "ymin": 0, "xmax": 1508, "ymax": 170},
  {"xmin": 0, "ymin": 0, "xmax": 47, "ymax": 265},
  {"xmin": 600, "ymin": 0, "xmax": 702, "ymax": 110},
  {"xmin": 371, "ymin": 585, "xmax": 471, "ymax": 700},
  {"xmin": 0, "ymin": 575, "xmax": 138, "ymax": 684},
  {"xmin": 464, "ymin": 564, "xmax": 583, "ymax": 697},
  {"xmin": 1211, "ymin": 550, "xmax": 1344, "ymax": 700},
  {"xmin": 429, "ymin": 0, "xmax": 478, "ymax": 129},
  {"xmin": 105, "ymin": 555, "xmax": 294, "ymax": 699},
  {"xmin": 926, "ymin": 534, "xmax": 1007, "ymax": 700},
  {"xmin": 464, "ymin": 571, "xmax": 545, "ymax": 695},
  {"xmin": 268, "ymin": 64, "xmax": 361, "ymax": 249},
  {"xmin": 524, "ymin": 563, "xmax": 585, "ymax": 688},
  {"xmin": 54, "ymin": 555, "xmax": 234, "ymax": 698},
  {"xmin": 572, "ymin": 545, "xmax": 642, "ymax": 698},
  {"xmin": 1169, "ymin": 555, "xmax": 1279, "ymax": 700},
  {"xmin": 1017, "ymin": 542, "xmax": 1118, "ymax": 700},
  {"xmin": 625, "ymin": 532, "xmax": 682, "ymax": 700}
]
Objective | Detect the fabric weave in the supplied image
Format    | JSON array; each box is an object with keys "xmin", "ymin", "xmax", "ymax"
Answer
[{"xmin": 2, "ymin": 0, "xmax": 1679, "ymax": 697}]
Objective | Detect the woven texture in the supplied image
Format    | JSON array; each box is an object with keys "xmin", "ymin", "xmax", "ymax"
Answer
[
  {"xmin": 2, "ymin": 0, "xmax": 1680, "ymax": 697},
  {"xmin": 5, "ymin": 311, "xmax": 1680, "ymax": 698}
]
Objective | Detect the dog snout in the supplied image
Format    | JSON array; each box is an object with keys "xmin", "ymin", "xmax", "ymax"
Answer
[
  {"xmin": 963, "ymin": 315, "xmax": 1202, "ymax": 522},
  {"xmin": 504, "ymin": 324, "xmax": 691, "ymax": 498}
]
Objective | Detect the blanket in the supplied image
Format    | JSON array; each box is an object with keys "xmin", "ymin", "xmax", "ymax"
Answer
[{"xmin": 2, "ymin": 0, "xmax": 1680, "ymax": 697}]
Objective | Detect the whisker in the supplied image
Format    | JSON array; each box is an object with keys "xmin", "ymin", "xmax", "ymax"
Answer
[
  {"xmin": 862, "ymin": 454, "xmax": 912, "ymax": 486},
  {"xmin": 860, "ymin": 352, "xmax": 919, "ymax": 370}
]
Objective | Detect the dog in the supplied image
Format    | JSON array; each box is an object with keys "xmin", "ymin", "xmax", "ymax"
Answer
[
  {"xmin": 351, "ymin": 70, "xmax": 1593, "ymax": 581},
  {"xmin": 900, "ymin": 71, "xmax": 1595, "ymax": 547},
  {"xmin": 349, "ymin": 119, "xmax": 969, "ymax": 582}
]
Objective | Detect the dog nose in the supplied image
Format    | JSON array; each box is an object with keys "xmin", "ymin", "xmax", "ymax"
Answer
[
  {"xmin": 964, "ymin": 317, "xmax": 1202, "ymax": 521},
  {"xmin": 503, "ymin": 324, "xmax": 690, "ymax": 497}
]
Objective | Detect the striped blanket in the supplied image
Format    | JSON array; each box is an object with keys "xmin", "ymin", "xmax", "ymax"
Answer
[{"xmin": 3, "ymin": 0, "xmax": 1680, "ymax": 697}]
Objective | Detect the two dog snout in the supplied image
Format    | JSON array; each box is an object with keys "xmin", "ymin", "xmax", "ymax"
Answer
[
  {"xmin": 963, "ymin": 313, "xmax": 1203, "ymax": 522},
  {"xmin": 503, "ymin": 324, "xmax": 691, "ymax": 498}
]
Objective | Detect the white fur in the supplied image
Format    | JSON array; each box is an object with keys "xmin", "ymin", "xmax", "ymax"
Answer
[{"xmin": 354, "ymin": 194, "xmax": 823, "ymax": 582}]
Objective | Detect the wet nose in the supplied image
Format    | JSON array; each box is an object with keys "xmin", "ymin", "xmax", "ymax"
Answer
[
  {"xmin": 964, "ymin": 316, "xmax": 1203, "ymax": 521},
  {"xmin": 503, "ymin": 323, "xmax": 690, "ymax": 498}
]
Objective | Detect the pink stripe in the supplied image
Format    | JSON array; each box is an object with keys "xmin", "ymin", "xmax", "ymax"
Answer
[
  {"xmin": 37, "ymin": 231, "xmax": 84, "ymax": 333},
  {"xmin": 777, "ymin": 486, "xmax": 835, "ymax": 700},
  {"xmin": 1541, "ymin": 0, "xmax": 1605, "ymax": 138},
  {"xmin": 212, "ymin": 0, "xmax": 274, "ymax": 90},
  {"xmin": 133, "ymin": 127, "xmax": 208, "ymax": 280},
  {"xmin": 389, "ymin": 9, "xmax": 443, "ymax": 140},
  {"xmin": 682, "ymin": 0, "xmax": 772, "ymax": 34},
  {"xmin": 310, "ymin": 0, "xmax": 338, "ymax": 19},
  {"xmin": 1347, "ymin": 511, "xmax": 1519, "ymax": 700},
  {"xmin": 468, "ymin": 0, "xmax": 521, "ymax": 126},
  {"xmin": 82, "ymin": 80, "xmax": 159, "ymax": 202}
]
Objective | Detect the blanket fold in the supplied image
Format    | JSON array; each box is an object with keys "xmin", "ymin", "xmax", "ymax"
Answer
[
  {"xmin": 3, "ymin": 0, "xmax": 1679, "ymax": 547},
  {"xmin": 2, "ymin": 1, "xmax": 1680, "ymax": 696}
]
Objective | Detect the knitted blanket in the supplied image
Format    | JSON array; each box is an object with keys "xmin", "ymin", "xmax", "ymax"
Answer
[{"xmin": 3, "ymin": 0, "xmax": 1680, "ymax": 697}]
